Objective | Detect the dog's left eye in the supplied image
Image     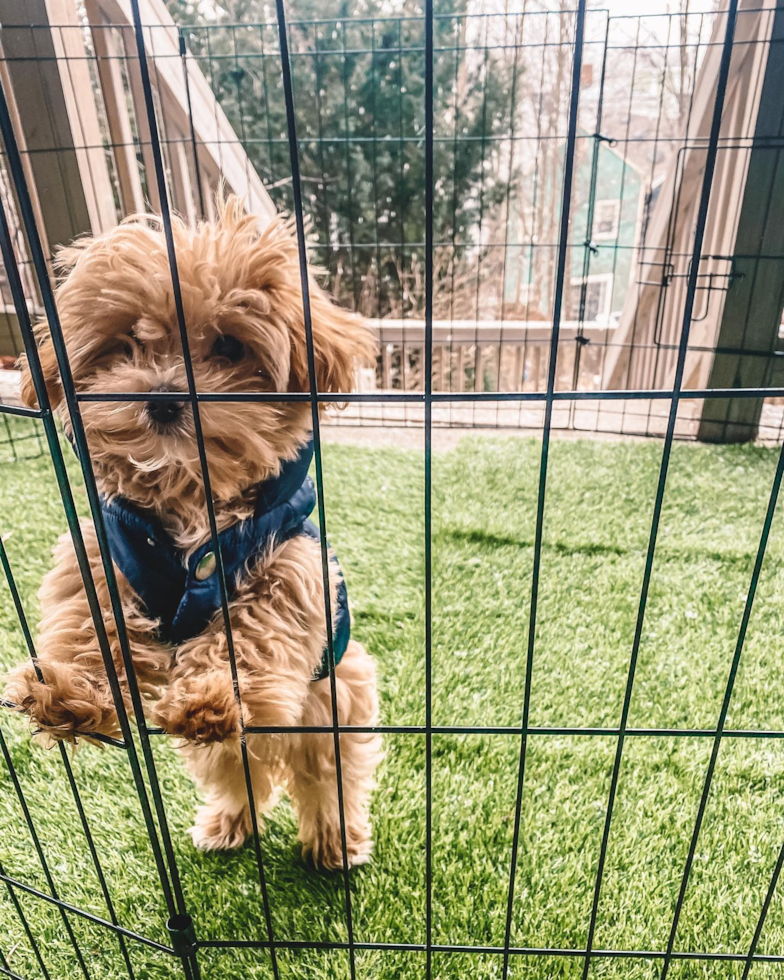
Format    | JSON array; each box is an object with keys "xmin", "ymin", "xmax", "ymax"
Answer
[
  {"xmin": 122, "ymin": 337, "xmax": 142, "ymax": 359},
  {"xmin": 210, "ymin": 334, "xmax": 244, "ymax": 363}
]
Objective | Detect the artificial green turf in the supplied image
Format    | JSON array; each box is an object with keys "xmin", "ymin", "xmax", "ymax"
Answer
[{"xmin": 1, "ymin": 434, "xmax": 784, "ymax": 980}]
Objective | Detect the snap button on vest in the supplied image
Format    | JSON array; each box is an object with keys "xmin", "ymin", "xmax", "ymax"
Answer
[{"xmin": 195, "ymin": 551, "xmax": 216, "ymax": 581}]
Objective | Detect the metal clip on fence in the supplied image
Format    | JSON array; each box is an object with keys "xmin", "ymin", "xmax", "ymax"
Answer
[{"xmin": 167, "ymin": 915, "xmax": 198, "ymax": 959}]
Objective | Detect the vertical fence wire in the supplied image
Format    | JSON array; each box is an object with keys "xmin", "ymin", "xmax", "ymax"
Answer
[
  {"xmin": 369, "ymin": 18, "xmax": 383, "ymax": 369},
  {"xmin": 616, "ymin": 12, "xmax": 674, "ymax": 436},
  {"xmin": 179, "ymin": 30, "xmax": 206, "ymax": 222},
  {"xmin": 342, "ymin": 20, "xmax": 360, "ymax": 314},
  {"xmin": 128, "ymin": 6, "xmax": 279, "ymax": 978},
  {"xmin": 494, "ymin": 5, "xmax": 526, "ymax": 417},
  {"xmin": 447, "ymin": 12, "xmax": 461, "ymax": 403},
  {"xmin": 424, "ymin": 0, "xmax": 434, "ymax": 975},
  {"xmin": 0, "ymin": 945, "xmax": 21, "ymax": 980},
  {"xmin": 312, "ymin": 22, "xmax": 333, "ymax": 288},
  {"xmin": 569, "ymin": 14, "xmax": 610, "ymax": 408},
  {"xmin": 659, "ymin": 416, "xmax": 784, "ymax": 980},
  {"xmin": 472, "ymin": 13, "xmax": 492, "ymax": 412},
  {"xmin": 395, "ymin": 17, "xmax": 409, "ymax": 404},
  {"xmin": 0, "ymin": 60, "xmax": 198, "ymax": 980},
  {"xmin": 592, "ymin": 14, "xmax": 641, "ymax": 434},
  {"xmin": 515, "ymin": 12, "xmax": 551, "ymax": 430},
  {"xmin": 581, "ymin": 5, "xmax": 740, "ymax": 977},
  {"xmin": 274, "ymin": 3, "xmax": 359, "ymax": 977},
  {"xmin": 0, "ymin": 961, "xmax": 25, "ymax": 980},
  {"xmin": 656, "ymin": 18, "xmax": 772, "ymax": 953},
  {"xmin": 501, "ymin": 4, "xmax": 586, "ymax": 976},
  {"xmin": 742, "ymin": 830, "xmax": 784, "ymax": 979}
]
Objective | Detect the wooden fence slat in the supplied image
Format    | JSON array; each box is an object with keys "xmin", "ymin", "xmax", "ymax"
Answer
[{"xmin": 85, "ymin": 3, "xmax": 145, "ymax": 215}]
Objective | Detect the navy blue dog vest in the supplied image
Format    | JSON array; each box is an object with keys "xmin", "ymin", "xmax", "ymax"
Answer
[{"xmin": 98, "ymin": 438, "xmax": 349, "ymax": 680}]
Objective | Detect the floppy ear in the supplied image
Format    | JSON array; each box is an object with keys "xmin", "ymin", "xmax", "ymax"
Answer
[
  {"xmin": 223, "ymin": 206, "xmax": 376, "ymax": 393},
  {"xmin": 288, "ymin": 282, "xmax": 377, "ymax": 395},
  {"xmin": 19, "ymin": 238, "xmax": 92, "ymax": 410},
  {"xmin": 19, "ymin": 334, "xmax": 62, "ymax": 411}
]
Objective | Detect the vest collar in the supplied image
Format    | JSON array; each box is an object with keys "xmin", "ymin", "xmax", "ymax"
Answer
[{"xmin": 100, "ymin": 438, "xmax": 317, "ymax": 644}]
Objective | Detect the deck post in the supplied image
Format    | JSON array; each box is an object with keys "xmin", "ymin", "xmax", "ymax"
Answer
[
  {"xmin": 0, "ymin": 0, "xmax": 116, "ymax": 253},
  {"xmin": 697, "ymin": 5, "xmax": 784, "ymax": 442}
]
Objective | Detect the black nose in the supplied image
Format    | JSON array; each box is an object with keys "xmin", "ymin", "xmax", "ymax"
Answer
[{"xmin": 146, "ymin": 388, "xmax": 185, "ymax": 425}]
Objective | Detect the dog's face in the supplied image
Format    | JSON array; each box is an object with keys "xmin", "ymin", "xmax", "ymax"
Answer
[{"xmin": 22, "ymin": 198, "xmax": 374, "ymax": 508}]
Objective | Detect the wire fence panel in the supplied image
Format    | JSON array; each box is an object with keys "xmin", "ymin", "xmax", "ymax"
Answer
[{"xmin": 0, "ymin": 0, "xmax": 783, "ymax": 978}]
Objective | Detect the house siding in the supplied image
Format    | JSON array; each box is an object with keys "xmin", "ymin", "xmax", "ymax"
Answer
[{"xmin": 505, "ymin": 137, "xmax": 643, "ymax": 320}]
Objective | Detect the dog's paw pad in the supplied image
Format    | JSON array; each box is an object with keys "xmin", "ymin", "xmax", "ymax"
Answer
[{"xmin": 189, "ymin": 804, "xmax": 251, "ymax": 851}]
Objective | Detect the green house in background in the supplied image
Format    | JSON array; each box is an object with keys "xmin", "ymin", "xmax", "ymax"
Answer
[{"xmin": 504, "ymin": 133, "xmax": 646, "ymax": 324}]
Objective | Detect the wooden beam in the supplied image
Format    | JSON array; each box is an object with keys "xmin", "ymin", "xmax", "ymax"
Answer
[
  {"xmin": 0, "ymin": 0, "xmax": 115, "ymax": 251},
  {"xmin": 45, "ymin": 0, "xmax": 117, "ymax": 233},
  {"xmin": 170, "ymin": 134, "xmax": 198, "ymax": 227},
  {"xmin": 602, "ymin": 0, "xmax": 777, "ymax": 393},
  {"xmin": 84, "ymin": 2, "xmax": 145, "ymax": 214},
  {"xmin": 697, "ymin": 4, "xmax": 784, "ymax": 442},
  {"xmin": 97, "ymin": 0, "xmax": 275, "ymax": 222},
  {"xmin": 117, "ymin": 20, "xmax": 161, "ymax": 212},
  {"xmin": 0, "ymin": 35, "xmax": 49, "ymax": 277}
]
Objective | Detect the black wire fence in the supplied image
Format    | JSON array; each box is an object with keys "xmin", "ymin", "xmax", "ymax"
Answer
[
  {"xmin": 0, "ymin": 0, "xmax": 783, "ymax": 977},
  {"xmin": 0, "ymin": 1, "xmax": 782, "ymax": 446}
]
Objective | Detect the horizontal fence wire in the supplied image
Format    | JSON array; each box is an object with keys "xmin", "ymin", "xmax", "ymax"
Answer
[
  {"xmin": 12, "ymin": 710, "xmax": 784, "ymax": 739},
  {"xmin": 0, "ymin": 3, "xmax": 783, "ymax": 979},
  {"xmin": 54, "ymin": 385, "xmax": 784, "ymax": 402}
]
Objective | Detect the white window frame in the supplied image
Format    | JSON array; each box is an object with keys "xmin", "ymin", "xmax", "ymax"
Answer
[
  {"xmin": 570, "ymin": 273, "xmax": 614, "ymax": 323},
  {"xmin": 593, "ymin": 198, "xmax": 621, "ymax": 240}
]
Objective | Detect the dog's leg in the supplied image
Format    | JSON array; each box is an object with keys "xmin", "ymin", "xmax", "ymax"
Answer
[
  {"xmin": 153, "ymin": 536, "xmax": 380, "ymax": 857},
  {"xmin": 177, "ymin": 735, "xmax": 282, "ymax": 851},
  {"xmin": 287, "ymin": 641, "xmax": 382, "ymax": 870},
  {"xmin": 4, "ymin": 524, "xmax": 169, "ymax": 743},
  {"xmin": 153, "ymin": 629, "xmax": 308, "ymax": 850},
  {"xmin": 153, "ymin": 536, "xmax": 327, "ymax": 746}
]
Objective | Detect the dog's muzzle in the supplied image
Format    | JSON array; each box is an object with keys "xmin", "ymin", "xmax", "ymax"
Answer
[{"xmin": 146, "ymin": 385, "xmax": 186, "ymax": 426}]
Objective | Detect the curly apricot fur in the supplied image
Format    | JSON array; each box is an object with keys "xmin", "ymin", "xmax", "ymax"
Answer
[{"xmin": 5, "ymin": 197, "xmax": 382, "ymax": 868}]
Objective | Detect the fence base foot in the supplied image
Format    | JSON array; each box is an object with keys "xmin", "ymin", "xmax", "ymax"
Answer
[{"xmin": 167, "ymin": 914, "xmax": 197, "ymax": 957}]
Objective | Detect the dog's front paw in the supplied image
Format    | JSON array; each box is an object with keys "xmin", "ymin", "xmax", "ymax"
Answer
[
  {"xmin": 4, "ymin": 662, "xmax": 121, "ymax": 745},
  {"xmin": 190, "ymin": 801, "xmax": 251, "ymax": 851},
  {"xmin": 153, "ymin": 674, "xmax": 241, "ymax": 744},
  {"xmin": 301, "ymin": 820, "xmax": 373, "ymax": 871}
]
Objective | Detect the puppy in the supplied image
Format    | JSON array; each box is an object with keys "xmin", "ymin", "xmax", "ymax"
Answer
[{"xmin": 4, "ymin": 197, "xmax": 382, "ymax": 869}]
